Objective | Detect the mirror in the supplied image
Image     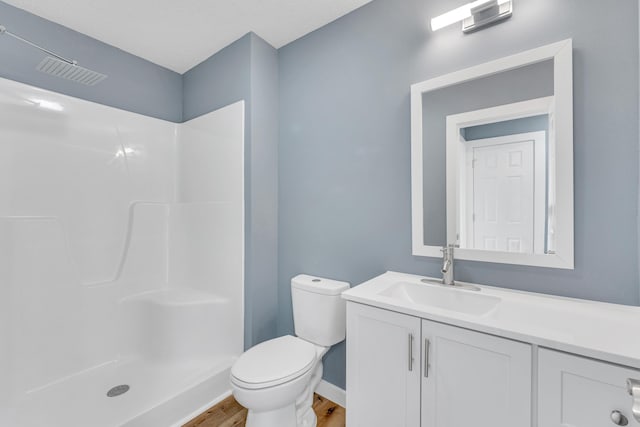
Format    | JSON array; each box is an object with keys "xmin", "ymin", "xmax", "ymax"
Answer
[{"xmin": 411, "ymin": 40, "xmax": 573, "ymax": 269}]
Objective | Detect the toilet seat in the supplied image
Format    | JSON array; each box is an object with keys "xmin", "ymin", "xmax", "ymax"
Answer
[{"xmin": 231, "ymin": 335, "xmax": 316, "ymax": 390}]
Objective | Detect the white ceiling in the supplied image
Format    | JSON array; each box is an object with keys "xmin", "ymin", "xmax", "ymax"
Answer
[{"xmin": 3, "ymin": 0, "xmax": 372, "ymax": 74}]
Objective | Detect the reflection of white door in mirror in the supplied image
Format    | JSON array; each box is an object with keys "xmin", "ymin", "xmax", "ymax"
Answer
[
  {"xmin": 411, "ymin": 39, "xmax": 573, "ymax": 269},
  {"xmin": 463, "ymin": 133, "xmax": 543, "ymax": 254},
  {"xmin": 447, "ymin": 97, "xmax": 555, "ymax": 259}
]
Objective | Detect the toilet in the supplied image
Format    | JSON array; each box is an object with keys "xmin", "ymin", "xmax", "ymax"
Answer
[{"xmin": 231, "ymin": 275, "xmax": 350, "ymax": 427}]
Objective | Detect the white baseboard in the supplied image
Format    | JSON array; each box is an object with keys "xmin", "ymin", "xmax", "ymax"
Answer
[{"xmin": 316, "ymin": 380, "xmax": 346, "ymax": 408}]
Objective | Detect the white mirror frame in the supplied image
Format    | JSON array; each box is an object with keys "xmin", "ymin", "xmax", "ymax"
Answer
[{"xmin": 410, "ymin": 39, "xmax": 573, "ymax": 269}]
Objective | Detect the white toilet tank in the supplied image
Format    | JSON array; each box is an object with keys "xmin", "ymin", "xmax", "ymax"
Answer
[{"xmin": 291, "ymin": 275, "xmax": 350, "ymax": 347}]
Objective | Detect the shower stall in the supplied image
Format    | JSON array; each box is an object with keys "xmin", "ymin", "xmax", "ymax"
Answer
[{"xmin": 0, "ymin": 77, "xmax": 244, "ymax": 426}]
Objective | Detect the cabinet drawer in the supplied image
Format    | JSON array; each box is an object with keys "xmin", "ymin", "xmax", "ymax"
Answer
[{"xmin": 539, "ymin": 348, "xmax": 640, "ymax": 426}]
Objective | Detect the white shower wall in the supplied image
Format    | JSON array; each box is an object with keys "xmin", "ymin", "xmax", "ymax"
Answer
[{"xmin": 0, "ymin": 78, "xmax": 244, "ymax": 426}]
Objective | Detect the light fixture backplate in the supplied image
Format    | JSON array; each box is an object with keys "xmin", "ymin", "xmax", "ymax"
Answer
[{"xmin": 462, "ymin": 0, "xmax": 512, "ymax": 33}]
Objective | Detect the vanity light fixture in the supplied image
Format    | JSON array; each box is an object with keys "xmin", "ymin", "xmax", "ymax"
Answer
[{"xmin": 431, "ymin": 0, "xmax": 512, "ymax": 33}]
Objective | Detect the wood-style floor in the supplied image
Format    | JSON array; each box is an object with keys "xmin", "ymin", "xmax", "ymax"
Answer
[{"xmin": 183, "ymin": 393, "xmax": 345, "ymax": 427}]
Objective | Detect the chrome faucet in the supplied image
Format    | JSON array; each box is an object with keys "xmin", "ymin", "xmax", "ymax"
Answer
[{"xmin": 441, "ymin": 245, "xmax": 455, "ymax": 285}]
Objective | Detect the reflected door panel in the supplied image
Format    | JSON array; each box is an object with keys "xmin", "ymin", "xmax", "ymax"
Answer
[{"xmin": 471, "ymin": 140, "xmax": 534, "ymax": 252}]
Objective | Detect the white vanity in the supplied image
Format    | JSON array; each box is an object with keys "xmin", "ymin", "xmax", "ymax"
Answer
[{"xmin": 342, "ymin": 272, "xmax": 640, "ymax": 427}]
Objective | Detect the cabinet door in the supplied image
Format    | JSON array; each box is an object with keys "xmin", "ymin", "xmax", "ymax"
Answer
[
  {"xmin": 346, "ymin": 302, "xmax": 421, "ymax": 427},
  {"xmin": 539, "ymin": 348, "xmax": 640, "ymax": 426},
  {"xmin": 421, "ymin": 319, "xmax": 532, "ymax": 427}
]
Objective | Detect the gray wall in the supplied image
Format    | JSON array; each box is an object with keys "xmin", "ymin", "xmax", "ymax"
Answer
[
  {"xmin": 183, "ymin": 33, "xmax": 280, "ymax": 349},
  {"xmin": 464, "ymin": 115, "xmax": 549, "ymax": 141},
  {"xmin": 0, "ymin": 1, "xmax": 182, "ymax": 122},
  {"xmin": 182, "ymin": 35, "xmax": 251, "ymax": 122},
  {"xmin": 248, "ymin": 35, "xmax": 280, "ymax": 346},
  {"xmin": 278, "ymin": 0, "xmax": 639, "ymax": 389}
]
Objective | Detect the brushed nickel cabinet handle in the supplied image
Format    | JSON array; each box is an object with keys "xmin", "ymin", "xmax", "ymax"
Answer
[
  {"xmin": 408, "ymin": 333, "xmax": 414, "ymax": 372},
  {"xmin": 424, "ymin": 338, "xmax": 430, "ymax": 378}
]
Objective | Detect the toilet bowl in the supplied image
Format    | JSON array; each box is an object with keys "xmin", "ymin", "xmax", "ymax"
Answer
[
  {"xmin": 231, "ymin": 275, "xmax": 349, "ymax": 427},
  {"xmin": 231, "ymin": 335, "xmax": 320, "ymax": 427}
]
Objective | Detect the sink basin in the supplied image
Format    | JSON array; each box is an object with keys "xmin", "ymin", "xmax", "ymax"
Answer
[{"xmin": 378, "ymin": 282, "xmax": 501, "ymax": 316}]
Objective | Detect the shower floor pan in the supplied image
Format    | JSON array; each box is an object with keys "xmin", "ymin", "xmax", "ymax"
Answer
[{"xmin": 0, "ymin": 356, "xmax": 235, "ymax": 427}]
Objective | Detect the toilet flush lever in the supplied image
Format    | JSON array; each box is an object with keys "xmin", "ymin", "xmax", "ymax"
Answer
[{"xmin": 626, "ymin": 379, "xmax": 640, "ymax": 422}]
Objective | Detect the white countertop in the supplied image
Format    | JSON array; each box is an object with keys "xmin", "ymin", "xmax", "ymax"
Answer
[{"xmin": 342, "ymin": 271, "xmax": 640, "ymax": 369}]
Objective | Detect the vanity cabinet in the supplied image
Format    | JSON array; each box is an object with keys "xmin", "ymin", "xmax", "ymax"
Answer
[
  {"xmin": 346, "ymin": 302, "xmax": 421, "ymax": 427},
  {"xmin": 346, "ymin": 302, "xmax": 532, "ymax": 427},
  {"xmin": 421, "ymin": 319, "xmax": 531, "ymax": 427},
  {"xmin": 344, "ymin": 271, "xmax": 640, "ymax": 427},
  {"xmin": 538, "ymin": 348, "xmax": 640, "ymax": 426}
]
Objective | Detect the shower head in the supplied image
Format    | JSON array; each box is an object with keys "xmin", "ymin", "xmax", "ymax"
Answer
[
  {"xmin": 0, "ymin": 24, "xmax": 108, "ymax": 86},
  {"xmin": 36, "ymin": 56, "xmax": 107, "ymax": 86}
]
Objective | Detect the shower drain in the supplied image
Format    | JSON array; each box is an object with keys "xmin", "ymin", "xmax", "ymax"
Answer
[{"xmin": 107, "ymin": 384, "xmax": 130, "ymax": 397}]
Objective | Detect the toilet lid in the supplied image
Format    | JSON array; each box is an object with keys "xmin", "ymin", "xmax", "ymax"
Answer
[{"xmin": 231, "ymin": 335, "xmax": 316, "ymax": 389}]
